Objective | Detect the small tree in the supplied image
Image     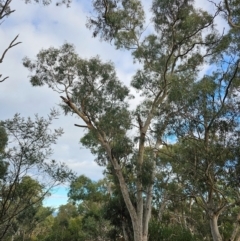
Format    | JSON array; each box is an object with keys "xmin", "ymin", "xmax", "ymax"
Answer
[{"xmin": 0, "ymin": 110, "xmax": 73, "ymax": 240}]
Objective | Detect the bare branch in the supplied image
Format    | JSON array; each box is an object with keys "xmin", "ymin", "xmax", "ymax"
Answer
[
  {"xmin": 74, "ymin": 124, "xmax": 88, "ymax": 128},
  {"xmin": 0, "ymin": 34, "xmax": 21, "ymax": 82},
  {"xmin": 0, "ymin": 75, "xmax": 8, "ymax": 82},
  {"xmin": 0, "ymin": 0, "xmax": 15, "ymax": 20},
  {"xmin": 0, "ymin": 34, "xmax": 21, "ymax": 64}
]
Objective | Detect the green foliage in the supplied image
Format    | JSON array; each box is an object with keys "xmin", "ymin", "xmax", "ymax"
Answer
[
  {"xmin": 0, "ymin": 111, "xmax": 73, "ymax": 240},
  {"xmin": 102, "ymin": 194, "xmax": 133, "ymax": 240},
  {"xmin": 87, "ymin": 0, "xmax": 145, "ymax": 48},
  {"xmin": 68, "ymin": 175, "xmax": 134, "ymax": 240},
  {"xmin": 13, "ymin": 206, "xmax": 54, "ymax": 241},
  {"xmin": 24, "ymin": 0, "xmax": 71, "ymax": 7},
  {"xmin": 68, "ymin": 175, "xmax": 107, "ymax": 203},
  {"xmin": 24, "ymin": 43, "xmax": 133, "ymax": 168},
  {"xmin": 149, "ymin": 220, "xmax": 197, "ymax": 241},
  {"xmin": 0, "ymin": 126, "xmax": 7, "ymax": 153},
  {"xmin": 41, "ymin": 203, "xmax": 82, "ymax": 241}
]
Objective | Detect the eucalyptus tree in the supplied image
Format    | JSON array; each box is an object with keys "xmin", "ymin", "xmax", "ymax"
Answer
[
  {"xmin": 164, "ymin": 5, "xmax": 240, "ymax": 238},
  {"xmin": 0, "ymin": 110, "xmax": 73, "ymax": 240},
  {"xmin": 46, "ymin": 203, "xmax": 81, "ymax": 241},
  {"xmin": 220, "ymin": 0, "xmax": 240, "ymax": 29},
  {"xmin": 23, "ymin": 0, "xmax": 222, "ymax": 240},
  {"xmin": 69, "ymin": 174, "xmax": 133, "ymax": 240},
  {"xmin": 159, "ymin": 54, "xmax": 240, "ymax": 240}
]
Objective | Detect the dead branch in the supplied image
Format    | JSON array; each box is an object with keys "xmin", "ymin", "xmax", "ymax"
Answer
[
  {"xmin": 0, "ymin": 74, "xmax": 8, "ymax": 82},
  {"xmin": 0, "ymin": 34, "xmax": 21, "ymax": 82},
  {"xmin": 0, "ymin": 34, "xmax": 21, "ymax": 64}
]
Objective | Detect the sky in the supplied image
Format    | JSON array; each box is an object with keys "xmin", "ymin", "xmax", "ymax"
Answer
[{"xmin": 0, "ymin": 0, "xmax": 226, "ymax": 208}]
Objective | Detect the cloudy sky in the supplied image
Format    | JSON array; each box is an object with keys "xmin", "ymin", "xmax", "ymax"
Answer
[{"xmin": 0, "ymin": 0, "xmax": 225, "ymax": 208}]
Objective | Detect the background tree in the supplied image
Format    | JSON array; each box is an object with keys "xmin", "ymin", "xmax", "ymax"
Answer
[
  {"xmin": 4, "ymin": 180, "xmax": 54, "ymax": 241},
  {"xmin": 158, "ymin": 55, "xmax": 240, "ymax": 241},
  {"xmin": 0, "ymin": 110, "xmax": 73, "ymax": 240},
  {"xmin": 44, "ymin": 203, "xmax": 81, "ymax": 241},
  {"xmin": 68, "ymin": 175, "xmax": 114, "ymax": 241},
  {"xmin": 0, "ymin": 125, "xmax": 8, "ymax": 180},
  {"xmin": 29, "ymin": 209, "xmax": 55, "ymax": 241}
]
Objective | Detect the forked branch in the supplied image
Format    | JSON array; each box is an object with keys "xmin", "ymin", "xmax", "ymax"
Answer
[
  {"xmin": 224, "ymin": 0, "xmax": 240, "ymax": 28},
  {"xmin": 0, "ymin": 34, "xmax": 21, "ymax": 82}
]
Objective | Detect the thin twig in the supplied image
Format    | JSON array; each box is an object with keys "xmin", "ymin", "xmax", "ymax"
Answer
[{"xmin": 74, "ymin": 124, "xmax": 88, "ymax": 128}]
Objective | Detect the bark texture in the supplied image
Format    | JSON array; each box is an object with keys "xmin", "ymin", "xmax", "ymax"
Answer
[{"xmin": 209, "ymin": 214, "xmax": 222, "ymax": 241}]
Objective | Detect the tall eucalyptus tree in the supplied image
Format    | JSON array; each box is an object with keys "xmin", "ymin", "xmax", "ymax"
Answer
[{"xmin": 23, "ymin": 0, "xmax": 223, "ymax": 240}]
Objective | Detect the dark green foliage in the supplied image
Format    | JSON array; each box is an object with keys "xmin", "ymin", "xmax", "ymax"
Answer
[
  {"xmin": 68, "ymin": 175, "xmax": 108, "ymax": 203},
  {"xmin": 24, "ymin": 43, "xmax": 132, "ymax": 168},
  {"xmin": 0, "ymin": 126, "xmax": 7, "ymax": 153},
  {"xmin": 0, "ymin": 111, "xmax": 73, "ymax": 240},
  {"xmin": 149, "ymin": 220, "xmax": 197, "ymax": 241},
  {"xmin": 87, "ymin": 0, "xmax": 145, "ymax": 48},
  {"xmin": 24, "ymin": 0, "xmax": 71, "ymax": 7},
  {"xmin": 0, "ymin": 127, "xmax": 8, "ymax": 180},
  {"xmin": 103, "ymin": 194, "xmax": 134, "ymax": 240}
]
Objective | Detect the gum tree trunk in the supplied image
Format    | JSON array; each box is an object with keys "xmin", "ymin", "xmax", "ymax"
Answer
[{"xmin": 209, "ymin": 213, "xmax": 222, "ymax": 241}]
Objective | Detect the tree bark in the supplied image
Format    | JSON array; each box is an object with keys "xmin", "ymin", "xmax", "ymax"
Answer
[
  {"xmin": 209, "ymin": 213, "xmax": 222, "ymax": 241},
  {"xmin": 122, "ymin": 221, "xmax": 129, "ymax": 241},
  {"xmin": 231, "ymin": 223, "xmax": 240, "ymax": 241},
  {"xmin": 230, "ymin": 213, "xmax": 240, "ymax": 241}
]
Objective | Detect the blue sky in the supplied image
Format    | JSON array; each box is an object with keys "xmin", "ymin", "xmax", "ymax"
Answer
[
  {"xmin": 0, "ymin": 0, "xmax": 226, "ymax": 208},
  {"xmin": 43, "ymin": 186, "xmax": 69, "ymax": 208}
]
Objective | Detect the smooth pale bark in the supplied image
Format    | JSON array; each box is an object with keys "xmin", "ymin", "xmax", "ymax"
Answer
[
  {"xmin": 230, "ymin": 213, "xmax": 240, "ymax": 241},
  {"xmin": 231, "ymin": 223, "xmax": 240, "ymax": 241},
  {"xmin": 209, "ymin": 214, "xmax": 222, "ymax": 241},
  {"xmin": 142, "ymin": 162, "xmax": 156, "ymax": 241},
  {"xmin": 106, "ymin": 147, "xmax": 142, "ymax": 241}
]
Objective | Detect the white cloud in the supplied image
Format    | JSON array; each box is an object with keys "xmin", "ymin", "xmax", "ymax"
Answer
[{"xmin": 1, "ymin": 1, "xmax": 107, "ymax": 186}]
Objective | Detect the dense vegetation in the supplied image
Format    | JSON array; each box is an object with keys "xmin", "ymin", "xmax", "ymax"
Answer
[{"xmin": 1, "ymin": 0, "xmax": 240, "ymax": 240}]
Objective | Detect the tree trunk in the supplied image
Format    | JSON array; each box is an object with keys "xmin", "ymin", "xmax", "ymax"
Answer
[
  {"xmin": 230, "ymin": 213, "xmax": 240, "ymax": 241},
  {"xmin": 64, "ymin": 96, "xmax": 152, "ymax": 241},
  {"xmin": 142, "ymin": 234, "xmax": 148, "ymax": 241},
  {"xmin": 209, "ymin": 214, "xmax": 222, "ymax": 241},
  {"xmin": 231, "ymin": 222, "xmax": 240, "ymax": 241},
  {"xmin": 122, "ymin": 221, "xmax": 129, "ymax": 241}
]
